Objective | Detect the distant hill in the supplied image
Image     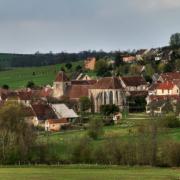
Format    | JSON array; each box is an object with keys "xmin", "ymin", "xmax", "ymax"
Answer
[{"xmin": 0, "ymin": 51, "xmax": 109, "ymax": 68}]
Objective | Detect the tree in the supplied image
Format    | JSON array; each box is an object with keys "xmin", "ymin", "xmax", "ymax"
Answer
[
  {"xmin": 61, "ymin": 67, "xmax": 65, "ymax": 72},
  {"xmin": 100, "ymin": 104, "xmax": 119, "ymax": 116},
  {"xmin": 88, "ymin": 118, "xmax": 104, "ymax": 140},
  {"xmin": 65, "ymin": 63, "xmax": 72, "ymax": 70},
  {"xmin": 95, "ymin": 59, "xmax": 110, "ymax": 77},
  {"xmin": 157, "ymin": 62, "xmax": 166, "ymax": 73},
  {"xmin": 114, "ymin": 52, "xmax": 123, "ymax": 67},
  {"xmin": 129, "ymin": 64, "xmax": 141, "ymax": 75},
  {"xmin": 2, "ymin": 84, "xmax": 9, "ymax": 90},
  {"xmin": 145, "ymin": 64, "xmax": 155, "ymax": 77},
  {"xmin": 0, "ymin": 101, "xmax": 36, "ymax": 163},
  {"xmin": 164, "ymin": 63, "xmax": 174, "ymax": 73},
  {"xmin": 170, "ymin": 33, "xmax": 180, "ymax": 48},
  {"xmin": 75, "ymin": 65, "xmax": 82, "ymax": 71},
  {"xmin": 26, "ymin": 81, "xmax": 35, "ymax": 89},
  {"xmin": 79, "ymin": 96, "xmax": 91, "ymax": 113}
]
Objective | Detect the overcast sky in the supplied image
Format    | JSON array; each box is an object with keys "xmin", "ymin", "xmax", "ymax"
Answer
[{"xmin": 0, "ymin": 0, "xmax": 180, "ymax": 53}]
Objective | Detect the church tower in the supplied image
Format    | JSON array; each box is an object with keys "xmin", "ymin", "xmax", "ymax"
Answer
[{"xmin": 53, "ymin": 71, "xmax": 70, "ymax": 98}]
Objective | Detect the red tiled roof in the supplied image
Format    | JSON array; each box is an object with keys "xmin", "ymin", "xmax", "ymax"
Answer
[
  {"xmin": 121, "ymin": 76, "xmax": 147, "ymax": 86},
  {"xmin": 92, "ymin": 77, "xmax": 123, "ymax": 89},
  {"xmin": 55, "ymin": 71, "xmax": 69, "ymax": 82},
  {"xmin": 71, "ymin": 80, "xmax": 97, "ymax": 85},
  {"xmin": 160, "ymin": 72, "xmax": 180, "ymax": 81},
  {"xmin": 31, "ymin": 104, "xmax": 57, "ymax": 120},
  {"xmin": 67, "ymin": 85, "xmax": 90, "ymax": 99},
  {"xmin": 157, "ymin": 82, "xmax": 175, "ymax": 90},
  {"xmin": 18, "ymin": 91, "xmax": 32, "ymax": 100}
]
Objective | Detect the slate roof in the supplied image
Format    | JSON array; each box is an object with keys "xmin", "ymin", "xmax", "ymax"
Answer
[{"xmin": 51, "ymin": 104, "xmax": 78, "ymax": 118}]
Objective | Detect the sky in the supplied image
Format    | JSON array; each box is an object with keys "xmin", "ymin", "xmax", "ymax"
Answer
[{"xmin": 0, "ymin": 0, "xmax": 180, "ymax": 53}]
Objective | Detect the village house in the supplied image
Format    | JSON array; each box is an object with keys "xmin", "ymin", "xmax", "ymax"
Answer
[
  {"xmin": 84, "ymin": 57, "xmax": 96, "ymax": 70},
  {"xmin": 31, "ymin": 103, "xmax": 58, "ymax": 127},
  {"xmin": 156, "ymin": 82, "xmax": 179, "ymax": 96},
  {"xmin": 45, "ymin": 118, "xmax": 69, "ymax": 132},
  {"xmin": 122, "ymin": 56, "xmax": 136, "ymax": 63},
  {"xmin": 120, "ymin": 76, "xmax": 148, "ymax": 93},
  {"xmin": 146, "ymin": 78, "xmax": 180, "ymax": 114}
]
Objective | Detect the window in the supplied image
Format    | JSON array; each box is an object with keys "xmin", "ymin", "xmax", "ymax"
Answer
[
  {"xmin": 104, "ymin": 92, "xmax": 107, "ymax": 105},
  {"xmin": 116, "ymin": 91, "xmax": 119, "ymax": 103},
  {"xmin": 109, "ymin": 91, "xmax": 113, "ymax": 105}
]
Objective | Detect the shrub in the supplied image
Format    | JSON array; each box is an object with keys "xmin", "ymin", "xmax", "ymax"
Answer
[
  {"xmin": 71, "ymin": 136, "xmax": 92, "ymax": 164},
  {"xmin": 88, "ymin": 118, "xmax": 104, "ymax": 140},
  {"xmin": 163, "ymin": 113, "xmax": 180, "ymax": 128}
]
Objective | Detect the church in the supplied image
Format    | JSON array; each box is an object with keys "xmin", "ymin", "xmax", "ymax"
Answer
[{"xmin": 52, "ymin": 71, "xmax": 126, "ymax": 113}]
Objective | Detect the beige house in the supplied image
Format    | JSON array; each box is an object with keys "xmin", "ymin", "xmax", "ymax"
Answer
[
  {"xmin": 154, "ymin": 82, "xmax": 179, "ymax": 96},
  {"xmin": 84, "ymin": 57, "xmax": 96, "ymax": 70},
  {"xmin": 45, "ymin": 118, "xmax": 69, "ymax": 132},
  {"xmin": 120, "ymin": 76, "xmax": 148, "ymax": 92}
]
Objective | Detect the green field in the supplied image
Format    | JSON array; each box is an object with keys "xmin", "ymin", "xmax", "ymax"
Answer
[
  {"xmin": 0, "ymin": 61, "xmax": 83, "ymax": 89},
  {"xmin": 1, "ymin": 114, "xmax": 180, "ymax": 179},
  {"xmin": 37, "ymin": 113, "xmax": 180, "ymax": 162},
  {"xmin": 0, "ymin": 166, "xmax": 179, "ymax": 180}
]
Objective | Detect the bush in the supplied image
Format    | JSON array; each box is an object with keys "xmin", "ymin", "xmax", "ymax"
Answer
[
  {"xmin": 71, "ymin": 136, "xmax": 92, "ymax": 164},
  {"xmin": 163, "ymin": 113, "xmax": 180, "ymax": 128},
  {"xmin": 88, "ymin": 118, "xmax": 104, "ymax": 140}
]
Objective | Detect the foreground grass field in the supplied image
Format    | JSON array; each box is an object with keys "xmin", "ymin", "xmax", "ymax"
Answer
[
  {"xmin": 0, "ymin": 61, "xmax": 83, "ymax": 89},
  {"xmin": 0, "ymin": 166, "xmax": 179, "ymax": 180}
]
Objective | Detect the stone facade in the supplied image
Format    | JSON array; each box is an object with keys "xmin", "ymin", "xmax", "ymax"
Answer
[{"xmin": 89, "ymin": 89, "xmax": 125, "ymax": 112}]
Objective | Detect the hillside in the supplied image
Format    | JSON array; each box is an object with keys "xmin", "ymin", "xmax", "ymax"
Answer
[{"xmin": 0, "ymin": 61, "xmax": 83, "ymax": 89}]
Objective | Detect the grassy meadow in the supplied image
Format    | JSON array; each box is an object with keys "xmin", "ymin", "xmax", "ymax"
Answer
[
  {"xmin": 0, "ymin": 166, "xmax": 179, "ymax": 180},
  {"xmin": 0, "ymin": 61, "xmax": 83, "ymax": 89}
]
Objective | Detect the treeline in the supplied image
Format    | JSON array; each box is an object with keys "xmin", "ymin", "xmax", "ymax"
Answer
[{"xmin": 0, "ymin": 51, "xmax": 110, "ymax": 68}]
